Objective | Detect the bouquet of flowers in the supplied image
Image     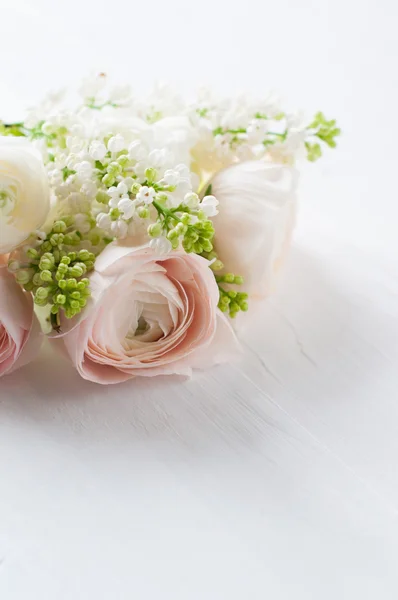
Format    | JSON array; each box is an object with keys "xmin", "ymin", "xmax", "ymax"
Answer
[{"xmin": 0, "ymin": 74, "xmax": 339, "ymax": 384}]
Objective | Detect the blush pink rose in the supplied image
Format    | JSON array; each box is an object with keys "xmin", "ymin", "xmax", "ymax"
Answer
[
  {"xmin": 56, "ymin": 243, "xmax": 239, "ymax": 384},
  {"xmin": 0, "ymin": 258, "xmax": 42, "ymax": 377}
]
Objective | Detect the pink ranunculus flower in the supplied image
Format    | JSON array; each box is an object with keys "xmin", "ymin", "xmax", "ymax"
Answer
[
  {"xmin": 0, "ymin": 258, "xmax": 42, "ymax": 377},
  {"xmin": 56, "ymin": 243, "xmax": 239, "ymax": 384}
]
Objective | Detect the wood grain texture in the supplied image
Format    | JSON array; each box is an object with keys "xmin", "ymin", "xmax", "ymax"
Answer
[{"xmin": 1, "ymin": 0, "xmax": 398, "ymax": 597}]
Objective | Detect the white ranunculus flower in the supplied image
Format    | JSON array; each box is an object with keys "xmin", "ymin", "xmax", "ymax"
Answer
[
  {"xmin": 210, "ymin": 160, "xmax": 299, "ymax": 298},
  {"xmin": 0, "ymin": 137, "xmax": 50, "ymax": 254}
]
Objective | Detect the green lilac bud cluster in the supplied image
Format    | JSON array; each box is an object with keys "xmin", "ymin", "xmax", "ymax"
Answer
[
  {"xmin": 151, "ymin": 201, "xmax": 215, "ymax": 253},
  {"xmin": 306, "ymin": 112, "xmax": 341, "ymax": 162},
  {"xmin": 216, "ymin": 274, "xmax": 248, "ymax": 318},
  {"xmin": 10, "ymin": 218, "xmax": 101, "ymax": 326},
  {"xmin": 201, "ymin": 250, "xmax": 249, "ymax": 318}
]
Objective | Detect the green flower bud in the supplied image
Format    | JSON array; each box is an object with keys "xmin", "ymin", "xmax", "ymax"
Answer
[
  {"xmin": 175, "ymin": 222, "xmax": 185, "ymax": 235},
  {"xmin": 69, "ymin": 265, "xmax": 84, "ymax": 278},
  {"xmin": 40, "ymin": 270, "xmax": 53, "ymax": 283},
  {"xmin": 39, "ymin": 259, "xmax": 53, "ymax": 271},
  {"xmin": 77, "ymin": 281, "xmax": 87, "ymax": 291},
  {"xmin": 145, "ymin": 167, "xmax": 157, "ymax": 183},
  {"xmin": 180, "ymin": 213, "xmax": 191, "ymax": 225},
  {"xmin": 182, "ymin": 240, "xmax": 193, "ymax": 253},
  {"xmin": 193, "ymin": 242, "xmax": 203, "ymax": 254},
  {"xmin": 26, "ymin": 248, "xmax": 39, "ymax": 260},
  {"xmin": 229, "ymin": 302, "xmax": 240, "ymax": 317},
  {"xmin": 167, "ymin": 229, "xmax": 179, "ymax": 241},
  {"xmin": 96, "ymin": 190, "xmax": 110, "ymax": 204},
  {"xmin": 32, "ymin": 273, "xmax": 43, "ymax": 286},
  {"xmin": 148, "ymin": 222, "xmax": 162, "ymax": 237},
  {"xmin": 36, "ymin": 287, "xmax": 49, "ymax": 300},
  {"xmin": 130, "ymin": 182, "xmax": 141, "ymax": 195},
  {"xmin": 110, "ymin": 208, "xmax": 120, "ymax": 220},
  {"xmin": 102, "ymin": 173, "xmax": 115, "ymax": 187},
  {"xmin": 34, "ymin": 296, "xmax": 48, "ymax": 307},
  {"xmin": 50, "ymin": 233, "xmax": 64, "ymax": 246},
  {"xmin": 137, "ymin": 206, "xmax": 149, "ymax": 219},
  {"xmin": 107, "ymin": 161, "xmax": 122, "ymax": 176},
  {"xmin": 118, "ymin": 155, "xmax": 130, "ymax": 168},
  {"xmin": 155, "ymin": 193, "xmax": 168, "ymax": 205},
  {"xmin": 78, "ymin": 249, "xmax": 90, "ymax": 261},
  {"xmin": 201, "ymin": 239, "xmax": 213, "ymax": 253},
  {"xmin": 41, "ymin": 241, "xmax": 52, "ymax": 253},
  {"xmin": 210, "ymin": 260, "xmax": 224, "ymax": 271},
  {"xmin": 55, "ymin": 294, "xmax": 66, "ymax": 305},
  {"xmin": 89, "ymin": 233, "xmax": 101, "ymax": 246},
  {"xmin": 8, "ymin": 259, "xmax": 20, "ymax": 272},
  {"xmin": 57, "ymin": 263, "xmax": 68, "ymax": 275},
  {"xmin": 53, "ymin": 220, "xmax": 67, "ymax": 233}
]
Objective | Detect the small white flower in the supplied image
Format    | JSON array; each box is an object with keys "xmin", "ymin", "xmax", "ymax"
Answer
[
  {"xmin": 163, "ymin": 169, "xmax": 180, "ymax": 186},
  {"xmin": 89, "ymin": 141, "xmax": 107, "ymax": 161},
  {"xmin": 184, "ymin": 192, "xmax": 200, "ymax": 209},
  {"xmin": 53, "ymin": 154, "xmax": 68, "ymax": 170},
  {"xmin": 48, "ymin": 169, "xmax": 63, "ymax": 186},
  {"xmin": 79, "ymin": 73, "xmax": 107, "ymax": 100},
  {"xmin": 66, "ymin": 154, "xmax": 79, "ymax": 170},
  {"xmin": 74, "ymin": 213, "xmax": 92, "ymax": 234},
  {"xmin": 111, "ymin": 219, "xmax": 128, "ymax": 238},
  {"xmin": 97, "ymin": 213, "xmax": 112, "ymax": 230},
  {"xmin": 70, "ymin": 123, "xmax": 85, "ymax": 137},
  {"xmin": 80, "ymin": 180, "xmax": 98, "ymax": 198},
  {"xmin": 108, "ymin": 85, "xmax": 132, "ymax": 105},
  {"xmin": 136, "ymin": 186, "xmax": 156, "ymax": 205},
  {"xmin": 107, "ymin": 182, "xmax": 129, "ymax": 207},
  {"xmin": 123, "ymin": 176, "xmax": 134, "ymax": 190},
  {"xmin": 149, "ymin": 236, "xmax": 172, "ymax": 255},
  {"xmin": 200, "ymin": 195, "xmax": 219, "ymax": 217},
  {"xmin": 247, "ymin": 118, "xmax": 268, "ymax": 143},
  {"xmin": 118, "ymin": 198, "xmax": 136, "ymax": 220},
  {"xmin": 128, "ymin": 140, "xmax": 146, "ymax": 161},
  {"xmin": 75, "ymin": 161, "xmax": 93, "ymax": 180},
  {"xmin": 66, "ymin": 136, "xmax": 84, "ymax": 153},
  {"xmin": 66, "ymin": 192, "xmax": 91, "ymax": 213},
  {"xmin": 107, "ymin": 134, "xmax": 125, "ymax": 153}
]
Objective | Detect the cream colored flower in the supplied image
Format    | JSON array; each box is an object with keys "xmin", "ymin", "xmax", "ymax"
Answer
[
  {"xmin": 0, "ymin": 137, "xmax": 50, "ymax": 254},
  {"xmin": 210, "ymin": 160, "xmax": 298, "ymax": 298}
]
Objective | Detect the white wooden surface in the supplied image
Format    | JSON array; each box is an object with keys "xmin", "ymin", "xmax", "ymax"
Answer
[{"xmin": 1, "ymin": 0, "xmax": 398, "ymax": 598}]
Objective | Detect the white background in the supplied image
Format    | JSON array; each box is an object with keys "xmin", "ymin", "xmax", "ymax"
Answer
[{"xmin": 1, "ymin": 0, "xmax": 398, "ymax": 598}]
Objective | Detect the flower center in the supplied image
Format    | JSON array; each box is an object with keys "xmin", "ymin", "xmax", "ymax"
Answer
[
  {"xmin": 125, "ymin": 315, "xmax": 150, "ymax": 339},
  {"xmin": 0, "ymin": 185, "xmax": 17, "ymax": 217}
]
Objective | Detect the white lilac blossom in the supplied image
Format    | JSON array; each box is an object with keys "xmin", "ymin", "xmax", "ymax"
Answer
[{"xmin": 1, "ymin": 75, "xmax": 339, "ymax": 327}]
